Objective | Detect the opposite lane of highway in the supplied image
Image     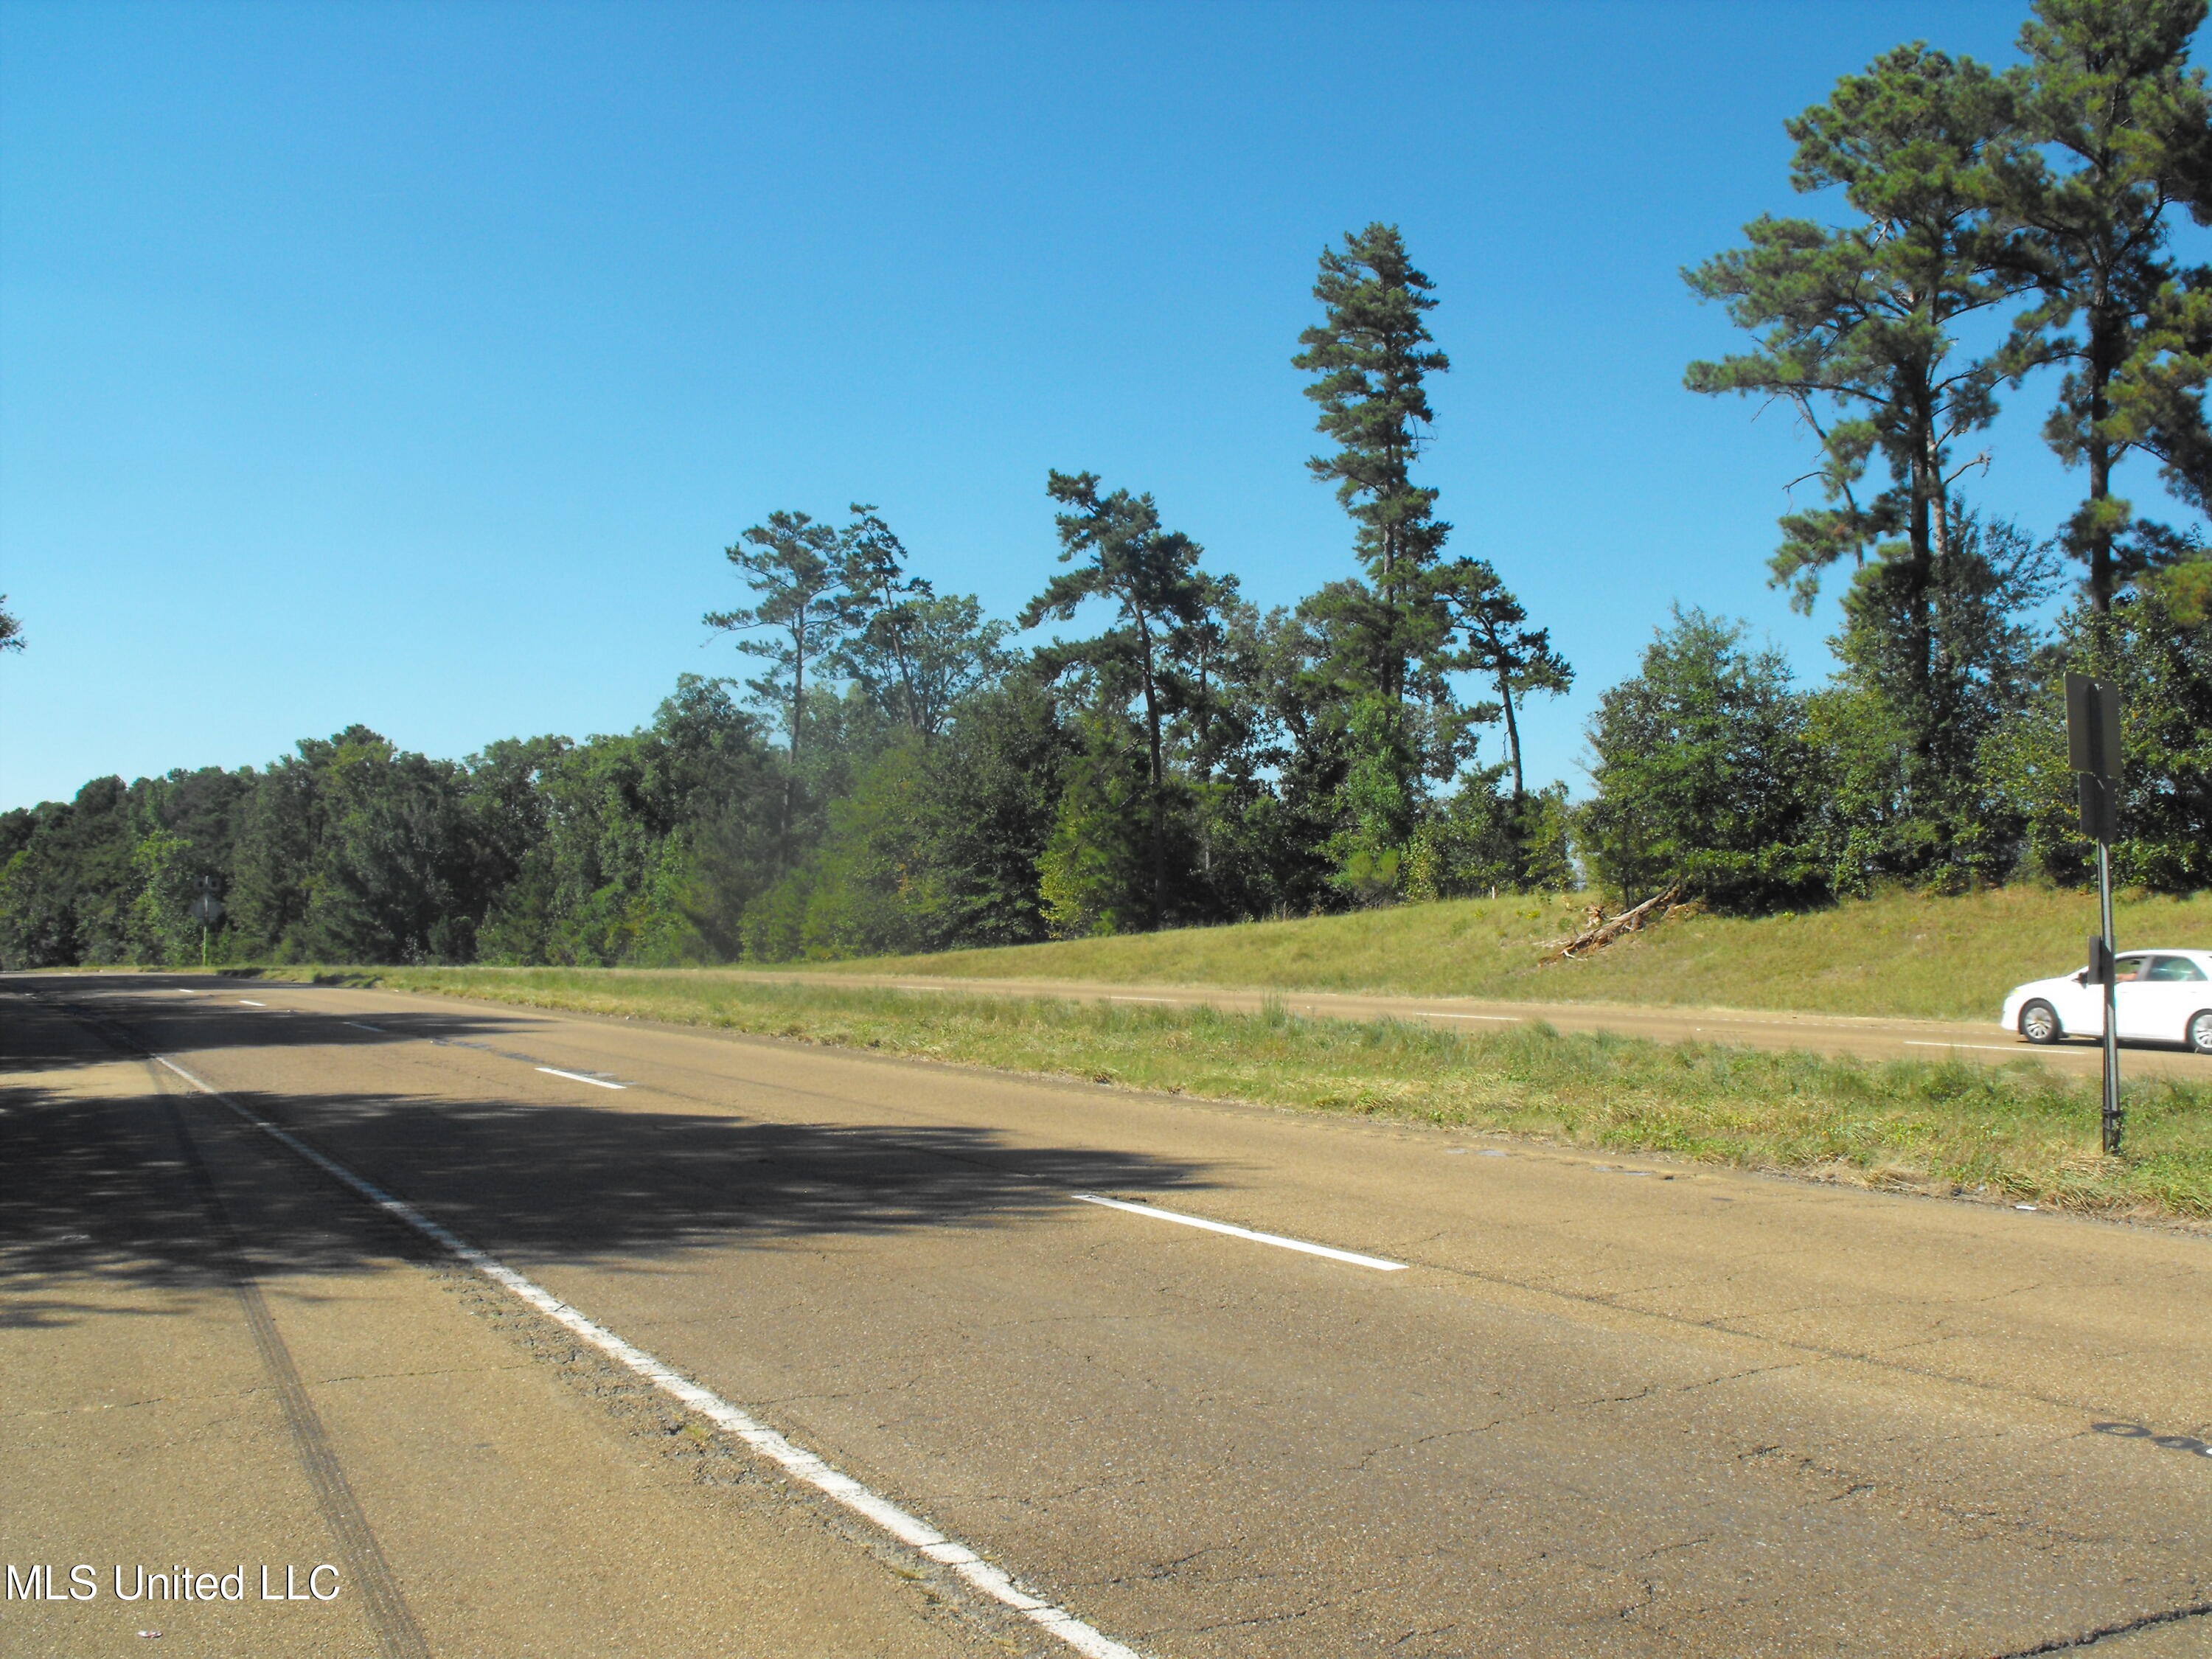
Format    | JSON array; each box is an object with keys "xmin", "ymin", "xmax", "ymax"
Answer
[
  {"xmin": 762, "ymin": 969, "xmax": 2212, "ymax": 1080},
  {"xmin": 7, "ymin": 973, "xmax": 2208, "ymax": 1658}
]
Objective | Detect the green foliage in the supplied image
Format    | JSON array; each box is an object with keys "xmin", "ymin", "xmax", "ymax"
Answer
[
  {"xmin": 1025, "ymin": 470, "xmax": 1265, "ymax": 931},
  {"xmin": 1582, "ymin": 609, "xmax": 1825, "ymax": 913},
  {"xmin": 2006, "ymin": 0, "xmax": 2212, "ymax": 610},
  {"xmin": 2143, "ymin": 550, "xmax": 2212, "ymax": 620},
  {"xmin": 0, "ymin": 768, "xmax": 249, "ymax": 969},
  {"xmin": 835, "ymin": 508, "xmax": 1013, "ymax": 742},
  {"xmin": 1807, "ymin": 517, "xmax": 2059, "ymax": 892},
  {"xmin": 1430, "ymin": 557, "xmax": 1571, "ymax": 801},
  {"xmin": 1999, "ymin": 577, "xmax": 2212, "ymax": 890},
  {"xmin": 481, "ymin": 677, "xmax": 781, "ymax": 966},
  {"xmin": 0, "ymin": 779, "xmax": 138, "ymax": 965},
  {"xmin": 1294, "ymin": 223, "xmax": 1453, "ymax": 672},
  {"xmin": 1512, "ymin": 785, "xmax": 1579, "ymax": 894},
  {"xmin": 125, "ymin": 830, "xmax": 201, "ymax": 964},
  {"xmin": 1673, "ymin": 11, "xmax": 2209, "ymax": 905},
  {"xmin": 1688, "ymin": 44, "xmax": 2033, "ymax": 626},
  {"xmin": 706, "ymin": 510, "xmax": 846, "ymax": 748},
  {"xmin": 1289, "ymin": 226, "xmax": 1566, "ymax": 894},
  {"xmin": 1037, "ymin": 709, "xmax": 1155, "ymax": 937},
  {"xmin": 730, "ymin": 675, "xmax": 1073, "ymax": 961},
  {"xmin": 1404, "ymin": 768, "xmax": 1519, "ymax": 902},
  {"xmin": 1323, "ymin": 694, "xmax": 1417, "ymax": 905},
  {"xmin": 783, "ymin": 740, "xmax": 940, "ymax": 959},
  {"xmin": 1024, "ymin": 471, "xmax": 1208, "ymax": 923},
  {"xmin": 912, "ymin": 677, "xmax": 1072, "ymax": 946},
  {"xmin": 1288, "ymin": 223, "xmax": 1464, "ymax": 875}
]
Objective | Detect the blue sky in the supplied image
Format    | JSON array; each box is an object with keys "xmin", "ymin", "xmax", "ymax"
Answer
[{"xmin": 4, "ymin": 0, "xmax": 2201, "ymax": 812}]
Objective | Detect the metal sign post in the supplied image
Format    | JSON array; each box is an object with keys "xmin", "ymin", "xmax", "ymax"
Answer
[
  {"xmin": 188, "ymin": 878, "xmax": 223, "ymax": 969},
  {"xmin": 2065, "ymin": 673, "xmax": 2123, "ymax": 1157}
]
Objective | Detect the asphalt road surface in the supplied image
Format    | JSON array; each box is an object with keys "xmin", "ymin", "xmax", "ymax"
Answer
[
  {"xmin": 773, "ymin": 970, "xmax": 2212, "ymax": 1081},
  {"xmin": 5, "ymin": 973, "xmax": 2208, "ymax": 1659}
]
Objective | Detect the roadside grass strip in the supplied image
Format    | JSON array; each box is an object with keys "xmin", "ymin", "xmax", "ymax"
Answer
[
  {"xmin": 150, "ymin": 1055, "xmax": 1145, "ymax": 1659},
  {"xmin": 301, "ymin": 966, "xmax": 2212, "ymax": 1222}
]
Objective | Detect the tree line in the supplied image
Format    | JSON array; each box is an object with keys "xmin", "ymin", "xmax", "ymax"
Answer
[{"xmin": 2, "ymin": 0, "xmax": 2206, "ymax": 973}]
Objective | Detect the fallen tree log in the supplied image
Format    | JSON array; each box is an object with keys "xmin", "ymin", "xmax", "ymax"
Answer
[{"xmin": 1539, "ymin": 883, "xmax": 1683, "ymax": 964}]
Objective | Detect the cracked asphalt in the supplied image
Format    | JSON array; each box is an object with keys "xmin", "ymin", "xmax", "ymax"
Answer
[{"xmin": 4, "ymin": 973, "xmax": 2208, "ymax": 1658}]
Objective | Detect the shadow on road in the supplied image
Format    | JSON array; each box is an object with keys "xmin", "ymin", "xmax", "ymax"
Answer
[
  {"xmin": 4, "ymin": 972, "xmax": 563, "ymax": 1071},
  {"xmin": 1, "ymin": 981, "xmax": 1211, "ymax": 1327}
]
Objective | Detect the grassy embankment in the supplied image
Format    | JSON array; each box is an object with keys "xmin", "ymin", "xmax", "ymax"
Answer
[
  {"xmin": 277, "ymin": 959, "xmax": 2208, "ymax": 1222},
  {"xmin": 801, "ymin": 883, "xmax": 2212, "ymax": 1022}
]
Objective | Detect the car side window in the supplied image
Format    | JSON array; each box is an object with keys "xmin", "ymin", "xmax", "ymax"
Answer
[
  {"xmin": 2114, "ymin": 956, "xmax": 2146, "ymax": 982},
  {"xmin": 2145, "ymin": 956, "xmax": 2208, "ymax": 982}
]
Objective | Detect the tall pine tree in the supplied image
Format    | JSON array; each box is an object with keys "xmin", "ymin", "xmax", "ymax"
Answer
[
  {"xmin": 1686, "ymin": 46, "xmax": 2037, "ymax": 726},
  {"xmin": 2006, "ymin": 0, "xmax": 2212, "ymax": 612},
  {"xmin": 1293, "ymin": 224, "xmax": 1453, "ymax": 705},
  {"xmin": 1022, "ymin": 471, "xmax": 1211, "ymax": 928},
  {"xmin": 706, "ymin": 509, "xmax": 850, "ymax": 857}
]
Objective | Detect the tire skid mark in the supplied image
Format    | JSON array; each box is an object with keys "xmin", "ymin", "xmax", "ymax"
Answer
[{"xmin": 153, "ymin": 1084, "xmax": 430, "ymax": 1659}]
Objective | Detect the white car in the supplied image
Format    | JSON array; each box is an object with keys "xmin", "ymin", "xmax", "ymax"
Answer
[{"xmin": 2003, "ymin": 948, "xmax": 2212, "ymax": 1054}]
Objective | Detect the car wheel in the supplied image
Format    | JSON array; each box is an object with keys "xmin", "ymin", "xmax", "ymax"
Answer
[
  {"xmin": 2189, "ymin": 1009, "xmax": 2212, "ymax": 1057},
  {"xmin": 2020, "ymin": 1000, "xmax": 2062, "ymax": 1045}
]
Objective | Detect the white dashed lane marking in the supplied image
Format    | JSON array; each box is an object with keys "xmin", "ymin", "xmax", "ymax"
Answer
[
  {"xmin": 1071, "ymin": 1193, "xmax": 1408, "ymax": 1271},
  {"xmin": 536, "ymin": 1065, "xmax": 625, "ymax": 1091}
]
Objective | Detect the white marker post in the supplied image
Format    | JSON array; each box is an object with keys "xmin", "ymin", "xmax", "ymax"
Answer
[{"xmin": 2065, "ymin": 672, "xmax": 2122, "ymax": 1158}]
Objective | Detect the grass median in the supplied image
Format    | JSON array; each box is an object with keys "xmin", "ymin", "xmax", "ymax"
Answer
[
  {"xmin": 802, "ymin": 885, "xmax": 2212, "ymax": 1021},
  {"xmin": 286, "ymin": 964, "xmax": 2211, "ymax": 1224}
]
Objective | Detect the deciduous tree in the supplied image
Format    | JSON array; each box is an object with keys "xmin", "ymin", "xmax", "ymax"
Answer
[{"xmin": 1583, "ymin": 610, "xmax": 1823, "ymax": 914}]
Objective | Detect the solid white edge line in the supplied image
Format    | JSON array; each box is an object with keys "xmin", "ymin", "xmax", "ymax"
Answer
[
  {"xmin": 1427, "ymin": 1013, "xmax": 1520, "ymax": 1022},
  {"xmin": 238, "ymin": 999, "xmax": 265, "ymax": 1006},
  {"xmin": 536, "ymin": 1065, "xmax": 626, "ymax": 1091},
  {"xmin": 344, "ymin": 1021, "xmax": 383, "ymax": 1032},
  {"xmin": 149, "ymin": 1054, "xmax": 1144, "ymax": 1659},
  {"xmin": 1071, "ymin": 1193, "xmax": 1408, "ymax": 1271},
  {"xmin": 1903, "ymin": 1040, "xmax": 2031, "ymax": 1053}
]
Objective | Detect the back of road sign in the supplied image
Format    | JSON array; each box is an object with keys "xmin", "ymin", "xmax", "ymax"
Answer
[{"xmin": 2065, "ymin": 672, "xmax": 2121, "ymax": 782}]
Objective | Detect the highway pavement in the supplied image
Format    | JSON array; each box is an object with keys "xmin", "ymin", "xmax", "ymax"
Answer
[{"xmin": 4, "ymin": 973, "xmax": 2208, "ymax": 1658}]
